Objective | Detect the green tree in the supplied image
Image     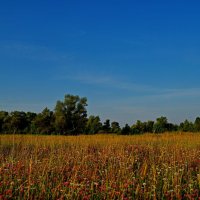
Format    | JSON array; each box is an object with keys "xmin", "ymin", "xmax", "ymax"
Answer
[
  {"xmin": 32, "ymin": 108, "xmax": 54, "ymax": 134},
  {"xmin": 194, "ymin": 117, "xmax": 200, "ymax": 132},
  {"xmin": 54, "ymin": 100, "xmax": 67, "ymax": 135},
  {"xmin": 166, "ymin": 123, "xmax": 178, "ymax": 132},
  {"xmin": 26, "ymin": 112, "xmax": 37, "ymax": 133},
  {"xmin": 9, "ymin": 111, "xmax": 28, "ymax": 133},
  {"xmin": 0, "ymin": 111, "xmax": 8, "ymax": 133},
  {"xmin": 131, "ymin": 120, "xmax": 145, "ymax": 134},
  {"xmin": 54, "ymin": 94, "xmax": 88, "ymax": 135},
  {"xmin": 131, "ymin": 120, "xmax": 154, "ymax": 134},
  {"xmin": 179, "ymin": 120, "xmax": 194, "ymax": 132},
  {"xmin": 145, "ymin": 121, "xmax": 154, "ymax": 133},
  {"xmin": 111, "ymin": 121, "xmax": 121, "ymax": 134},
  {"xmin": 121, "ymin": 124, "xmax": 131, "ymax": 135},
  {"xmin": 85, "ymin": 115, "xmax": 102, "ymax": 134},
  {"xmin": 102, "ymin": 119, "xmax": 111, "ymax": 133},
  {"xmin": 153, "ymin": 116, "xmax": 168, "ymax": 133}
]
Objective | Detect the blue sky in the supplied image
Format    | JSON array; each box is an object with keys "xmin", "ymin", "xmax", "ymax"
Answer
[{"xmin": 1, "ymin": 0, "xmax": 200, "ymax": 125}]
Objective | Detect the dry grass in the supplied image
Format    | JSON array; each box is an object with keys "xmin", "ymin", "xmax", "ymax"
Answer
[{"xmin": 0, "ymin": 133, "xmax": 200, "ymax": 199}]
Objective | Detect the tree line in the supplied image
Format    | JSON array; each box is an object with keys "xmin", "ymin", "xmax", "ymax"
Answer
[{"xmin": 0, "ymin": 94, "xmax": 200, "ymax": 135}]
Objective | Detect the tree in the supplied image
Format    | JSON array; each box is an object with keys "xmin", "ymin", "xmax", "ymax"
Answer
[
  {"xmin": 54, "ymin": 100, "xmax": 67, "ymax": 135},
  {"xmin": 111, "ymin": 121, "xmax": 121, "ymax": 134},
  {"xmin": 32, "ymin": 108, "xmax": 54, "ymax": 134},
  {"xmin": 131, "ymin": 120, "xmax": 154, "ymax": 134},
  {"xmin": 0, "ymin": 111, "xmax": 8, "ymax": 133},
  {"xmin": 54, "ymin": 94, "xmax": 88, "ymax": 135},
  {"xmin": 131, "ymin": 120, "xmax": 145, "ymax": 134},
  {"xmin": 9, "ymin": 111, "xmax": 28, "ymax": 133},
  {"xmin": 26, "ymin": 112, "xmax": 37, "ymax": 133},
  {"xmin": 121, "ymin": 124, "xmax": 131, "ymax": 135},
  {"xmin": 145, "ymin": 121, "xmax": 154, "ymax": 133},
  {"xmin": 102, "ymin": 119, "xmax": 111, "ymax": 133},
  {"xmin": 65, "ymin": 94, "xmax": 87, "ymax": 134},
  {"xmin": 194, "ymin": 117, "xmax": 200, "ymax": 132},
  {"xmin": 85, "ymin": 115, "xmax": 102, "ymax": 134},
  {"xmin": 153, "ymin": 116, "xmax": 168, "ymax": 133},
  {"xmin": 166, "ymin": 123, "xmax": 178, "ymax": 132},
  {"xmin": 179, "ymin": 120, "xmax": 194, "ymax": 132}
]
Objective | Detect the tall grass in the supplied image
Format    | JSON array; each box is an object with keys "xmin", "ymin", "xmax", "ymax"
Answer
[{"xmin": 0, "ymin": 133, "xmax": 200, "ymax": 199}]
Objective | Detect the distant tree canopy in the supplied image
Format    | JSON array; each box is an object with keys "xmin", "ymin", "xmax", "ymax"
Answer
[
  {"xmin": 0, "ymin": 94, "xmax": 200, "ymax": 135},
  {"xmin": 54, "ymin": 95, "xmax": 88, "ymax": 135},
  {"xmin": 85, "ymin": 116, "xmax": 102, "ymax": 134}
]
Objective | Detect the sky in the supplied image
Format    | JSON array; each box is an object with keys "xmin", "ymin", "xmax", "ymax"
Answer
[{"xmin": 1, "ymin": 0, "xmax": 200, "ymax": 126}]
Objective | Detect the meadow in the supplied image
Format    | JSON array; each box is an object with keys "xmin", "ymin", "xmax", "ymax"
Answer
[{"xmin": 0, "ymin": 133, "xmax": 200, "ymax": 199}]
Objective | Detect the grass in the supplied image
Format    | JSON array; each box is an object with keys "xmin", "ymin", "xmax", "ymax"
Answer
[{"xmin": 0, "ymin": 133, "xmax": 200, "ymax": 199}]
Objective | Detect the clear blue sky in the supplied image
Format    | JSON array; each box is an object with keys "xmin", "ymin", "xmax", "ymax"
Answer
[{"xmin": 1, "ymin": 0, "xmax": 200, "ymax": 125}]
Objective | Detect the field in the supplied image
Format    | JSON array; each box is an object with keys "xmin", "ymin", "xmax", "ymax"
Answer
[{"xmin": 0, "ymin": 133, "xmax": 200, "ymax": 199}]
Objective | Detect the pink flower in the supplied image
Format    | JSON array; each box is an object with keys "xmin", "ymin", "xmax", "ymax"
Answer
[
  {"xmin": 63, "ymin": 182, "xmax": 70, "ymax": 187},
  {"xmin": 5, "ymin": 189, "xmax": 12, "ymax": 196}
]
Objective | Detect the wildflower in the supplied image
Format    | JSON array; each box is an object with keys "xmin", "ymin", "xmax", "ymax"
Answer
[
  {"xmin": 5, "ymin": 189, "xmax": 12, "ymax": 196},
  {"xmin": 83, "ymin": 195, "xmax": 91, "ymax": 200},
  {"xmin": 63, "ymin": 182, "xmax": 70, "ymax": 187},
  {"xmin": 94, "ymin": 182, "xmax": 99, "ymax": 187},
  {"xmin": 115, "ymin": 191, "xmax": 120, "ymax": 195},
  {"xmin": 124, "ymin": 183, "xmax": 129, "ymax": 188}
]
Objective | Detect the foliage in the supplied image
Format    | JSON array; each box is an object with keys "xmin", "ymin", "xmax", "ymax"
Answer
[
  {"xmin": 54, "ymin": 94, "xmax": 88, "ymax": 135},
  {"xmin": 194, "ymin": 117, "xmax": 200, "ymax": 132},
  {"xmin": 32, "ymin": 108, "xmax": 54, "ymax": 135},
  {"xmin": 179, "ymin": 120, "xmax": 195, "ymax": 132},
  {"xmin": 54, "ymin": 100, "xmax": 67, "ymax": 135},
  {"xmin": 0, "ymin": 94, "xmax": 200, "ymax": 135},
  {"xmin": 121, "ymin": 124, "xmax": 131, "ymax": 135},
  {"xmin": 153, "ymin": 116, "xmax": 168, "ymax": 133},
  {"xmin": 63, "ymin": 94, "xmax": 88, "ymax": 135},
  {"xmin": 85, "ymin": 116, "xmax": 102, "ymax": 134},
  {"xmin": 131, "ymin": 120, "xmax": 145, "ymax": 134},
  {"xmin": 0, "ymin": 111, "xmax": 8, "ymax": 133},
  {"xmin": 111, "ymin": 121, "xmax": 121, "ymax": 134},
  {"xmin": 102, "ymin": 119, "xmax": 111, "ymax": 133}
]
